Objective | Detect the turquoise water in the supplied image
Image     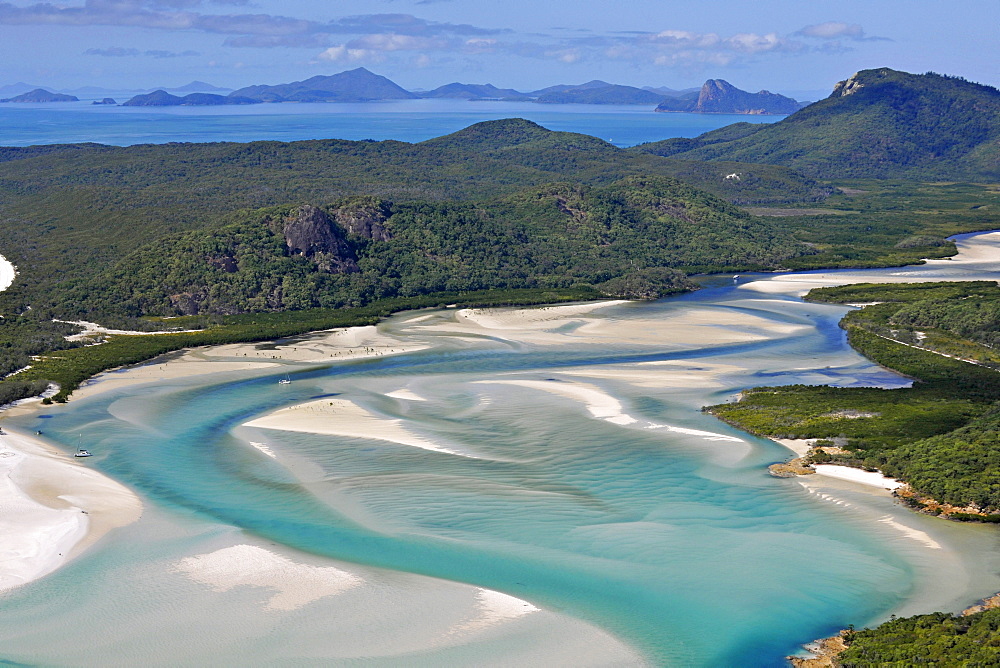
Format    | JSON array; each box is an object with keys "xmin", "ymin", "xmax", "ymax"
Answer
[
  {"xmin": 5, "ymin": 246, "xmax": 1000, "ymax": 666},
  {"xmin": 0, "ymin": 98, "xmax": 780, "ymax": 147}
]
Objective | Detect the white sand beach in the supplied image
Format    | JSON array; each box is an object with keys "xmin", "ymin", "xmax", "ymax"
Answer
[
  {"xmin": 0, "ymin": 429, "xmax": 142, "ymax": 592},
  {"xmin": 0, "ymin": 254, "xmax": 15, "ymax": 293},
  {"xmin": 740, "ymin": 230, "xmax": 1000, "ymax": 297},
  {"xmin": 813, "ymin": 464, "xmax": 904, "ymax": 491},
  {"xmin": 772, "ymin": 438, "xmax": 904, "ymax": 490}
]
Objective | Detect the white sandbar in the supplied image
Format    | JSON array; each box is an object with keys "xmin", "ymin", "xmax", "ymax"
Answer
[
  {"xmin": 0, "ymin": 430, "xmax": 142, "ymax": 592},
  {"xmin": 244, "ymin": 397, "xmax": 473, "ymax": 458},
  {"xmin": 173, "ymin": 544, "xmax": 361, "ymax": 611}
]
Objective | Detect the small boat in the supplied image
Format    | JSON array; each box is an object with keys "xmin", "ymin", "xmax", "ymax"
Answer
[
  {"xmin": 278, "ymin": 375, "xmax": 291, "ymax": 385},
  {"xmin": 74, "ymin": 448, "xmax": 93, "ymax": 458},
  {"xmin": 732, "ymin": 274, "xmax": 740, "ymax": 281}
]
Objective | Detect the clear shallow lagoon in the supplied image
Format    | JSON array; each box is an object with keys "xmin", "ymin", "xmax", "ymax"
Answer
[
  {"xmin": 0, "ymin": 98, "xmax": 781, "ymax": 148},
  {"xmin": 5, "ymin": 234, "xmax": 1000, "ymax": 666}
]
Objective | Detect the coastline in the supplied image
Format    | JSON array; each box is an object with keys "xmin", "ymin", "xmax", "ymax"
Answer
[
  {"xmin": 0, "ymin": 427, "xmax": 142, "ymax": 592},
  {"xmin": 0, "ymin": 250, "xmax": 143, "ymax": 593}
]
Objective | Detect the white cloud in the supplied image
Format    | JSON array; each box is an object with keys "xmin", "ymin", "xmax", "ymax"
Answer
[
  {"xmin": 347, "ymin": 33, "xmax": 447, "ymax": 52},
  {"xmin": 797, "ymin": 21, "xmax": 890, "ymax": 42},
  {"xmin": 315, "ymin": 45, "xmax": 382, "ymax": 63}
]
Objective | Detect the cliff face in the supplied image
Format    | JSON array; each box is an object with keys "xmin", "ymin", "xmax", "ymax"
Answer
[
  {"xmin": 655, "ymin": 80, "xmax": 801, "ymax": 114},
  {"xmin": 281, "ymin": 205, "xmax": 359, "ymax": 274},
  {"xmin": 330, "ymin": 197, "xmax": 392, "ymax": 242}
]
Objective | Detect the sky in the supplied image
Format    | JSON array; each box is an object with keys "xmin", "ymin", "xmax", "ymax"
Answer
[{"xmin": 1, "ymin": 0, "xmax": 998, "ymax": 98}]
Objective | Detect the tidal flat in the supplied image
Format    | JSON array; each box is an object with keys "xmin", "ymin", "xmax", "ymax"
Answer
[{"xmin": 2, "ymin": 232, "xmax": 1000, "ymax": 666}]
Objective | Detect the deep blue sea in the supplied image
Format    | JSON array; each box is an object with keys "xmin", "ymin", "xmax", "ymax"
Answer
[{"xmin": 0, "ymin": 97, "xmax": 781, "ymax": 147}]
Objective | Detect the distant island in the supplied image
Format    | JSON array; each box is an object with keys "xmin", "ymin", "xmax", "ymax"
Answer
[
  {"xmin": 228, "ymin": 68, "xmax": 416, "ymax": 103},
  {"xmin": 0, "ymin": 88, "xmax": 78, "ymax": 103},
  {"xmin": 655, "ymin": 79, "xmax": 802, "ymax": 114},
  {"xmin": 122, "ymin": 90, "xmax": 260, "ymax": 107},
  {"xmin": 92, "ymin": 67, "xmax": 803, "ymax": 113}
]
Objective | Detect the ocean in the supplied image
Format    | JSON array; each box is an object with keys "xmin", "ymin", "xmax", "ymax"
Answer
[{"xmin": 0, "ymin": 97, "xmax": 780, "ymax": 148}]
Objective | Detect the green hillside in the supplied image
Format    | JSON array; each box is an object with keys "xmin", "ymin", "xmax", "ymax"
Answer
[
  {"xmin": 34, "ymin": 176, "xmax": 803, "ymax": 321},
  {"xmin": 634, "ymin": 68, "xmax": 1000, "ymax": 180}
]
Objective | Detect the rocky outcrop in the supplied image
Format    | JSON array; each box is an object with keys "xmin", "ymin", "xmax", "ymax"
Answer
[
  {"xmin": 789, "ymin": 632, "xmax": 849, "ymax": 667},
  {"xmin": 330, "ymin": 197, "xmax": 392, "ymax": 241},
  {"xmin": 656, "ymin": 80, "xmax": 802, "ymax": 114},
  {"xmin": 281, "ymin": 205, "xmax": 359, "ymax": 274},
  {"xmin": 206, "ymin": 254, "xmax": 238, "ymax": 273},
  {"xmin": 831, "ymin": 73, "xmax": 865, "ymax": 97},
  {"xmin": 169, "ymin": 289, "xmax": 208, "ymax": 315}
]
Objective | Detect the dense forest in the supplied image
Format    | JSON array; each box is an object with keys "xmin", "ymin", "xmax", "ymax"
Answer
[{"xmin": 837, "ymin": 608, "xmax": 1000, "ymax": 665}]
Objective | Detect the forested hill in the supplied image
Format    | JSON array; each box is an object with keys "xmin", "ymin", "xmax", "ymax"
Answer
[
  {"xmin": 0, "ymin": 119, "xmax": 827, "ymax": 278},
  {"xmin": 632, "ymin": 68, "xmax": 1000, "ymax": 180},
  {"xmin": 26, "ymin": 177, "xmax": 809, "ymax": 320}
]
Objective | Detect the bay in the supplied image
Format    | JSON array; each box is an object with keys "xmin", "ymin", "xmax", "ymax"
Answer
[{"xmin": 3, "ymin": 233, "xmax": 1000, "ymax": 666}]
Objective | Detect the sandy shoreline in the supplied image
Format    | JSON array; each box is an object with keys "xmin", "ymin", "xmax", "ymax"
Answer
[
  {"xmin": 770, "ymin": 438, "xmax": 904, "ymax": 491},
  {"xmin": 0, "ymin": 428, "xmax": 142, "ymax": 592},
  {"xmin": 0, "ymin": 253, "xmax": 14, "ymax": 293}
]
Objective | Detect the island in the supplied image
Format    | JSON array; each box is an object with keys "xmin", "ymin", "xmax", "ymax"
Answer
[{"xmin": 0, "ymin": 88, "xmax": 78, "ymax": 103}]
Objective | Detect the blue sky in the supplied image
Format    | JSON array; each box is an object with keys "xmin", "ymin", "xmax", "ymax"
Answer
[{"xmin": 1, "ymin": 0, "xmax": 997, "ymax": 97}]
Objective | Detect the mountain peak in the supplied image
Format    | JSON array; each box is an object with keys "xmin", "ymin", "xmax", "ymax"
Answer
[{"xmin": 657, "ymin": 80, "xmax": 801, "ymax": 115}]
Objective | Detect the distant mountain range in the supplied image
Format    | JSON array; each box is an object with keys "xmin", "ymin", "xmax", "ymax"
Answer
[
  {"xmin": 0, "ymin": 81, "xmax": 231, "ymax": 98},
  {"xmin": 0, "ymin": 68, "xmax": 804, "ymax": 115},
  {"xmin": 635, "ymin": 68, "xmax": 1000, "ymax": 180}
]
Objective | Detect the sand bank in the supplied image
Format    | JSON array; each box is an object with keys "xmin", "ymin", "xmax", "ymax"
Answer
[
  {"xmin": 159, "ymin": 537, "xmax": 644, "ymax": 666},
  {"xmin": 0, "ymin": 429, "xmax": 142, "ymax": 592},
  {"xmin": 244, "ymin": 397, "xmax": 474, "ymax": 458},
  {"xmin": 55, "ymin": 319, "xmax": 204, "ymax": 342},
  {"xmin": 478, "ymin": 378, "xmax": 746, "ymax": 443},
  {"xmin": 411, "ymin": 300, "xmax": 806, "ymax": 349},
  {"xmin": 741, "ymin": 230, "xmax": 1000, "ymax": 297},
  {"xmin": 173, "ymin": 544, "xmax": 362, "ymax": 612},
  {"xmin": 205, "ymin": 324, "xmax": 426, "ymax": 364},
  {"xmin": 32, "ymin": 322, "xmax": 427, "ymax": 408}
]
